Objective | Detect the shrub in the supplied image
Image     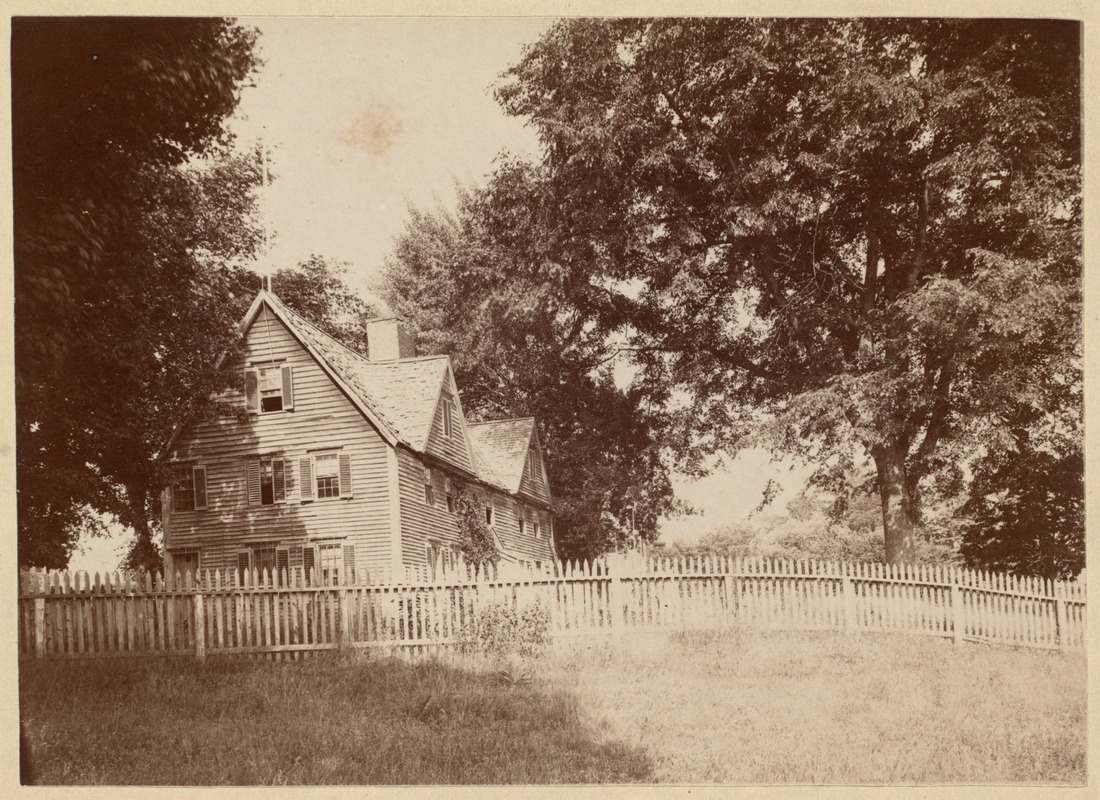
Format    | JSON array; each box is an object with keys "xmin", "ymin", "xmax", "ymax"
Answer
[{"xmin": 475, "ymin": 601, "xmax": 551, "ymax": 658}]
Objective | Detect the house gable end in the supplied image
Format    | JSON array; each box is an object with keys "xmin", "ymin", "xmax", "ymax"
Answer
[{"xmin": 421, "ymin": 362, "xmax": 475, "ymax": 473}]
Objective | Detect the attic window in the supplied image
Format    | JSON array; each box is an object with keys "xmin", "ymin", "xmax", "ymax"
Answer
[
  {"xmin": 246, "ymin": 365, "xmax": 294, "ymax": 414},
  {"xmin": 442, "ymin": 398, "xmax": 454, "ymax": 438},
  {"xmin": 528, "ymin": 448, "xmax": 538, "ymax": 481}
]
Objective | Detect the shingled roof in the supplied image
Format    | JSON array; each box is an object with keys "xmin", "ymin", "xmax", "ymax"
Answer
[
  {"xmin": 260, "ymin": 292, "xmax": 538, "ymax": 499},
  {"xmin": 466, "ymin": 418, "xmax": 537, "ymax": 495}
]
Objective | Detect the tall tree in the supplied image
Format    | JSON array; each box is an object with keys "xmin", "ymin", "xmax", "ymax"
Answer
[
  {"xmin": 382, "ymin": 170, "xmax": 680, "ymax": 561},
  {"xmin": 271, "ymin": 255, "xmax": 377, "ymax": 355},
  {"xmin": 494, "ymin": 19, "xmax": 1082, "ymax": 564},
  {"xmin": 14, "ymin": 18, "xmax": 261, "ymax": 567}
]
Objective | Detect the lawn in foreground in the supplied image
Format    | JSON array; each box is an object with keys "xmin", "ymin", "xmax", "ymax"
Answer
[
  {"xmin": 20, "ymin": 629, "xmax": 1086, "ymax": 785},
  {"xmin": 540, "ymin": 629, "xmax": 1086, "ymax": 784},
  {"xmin": 19, "ymin": 653, "xmax": 650, "ymax": 785}
]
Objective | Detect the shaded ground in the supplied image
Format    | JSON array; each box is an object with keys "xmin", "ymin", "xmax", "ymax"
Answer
[{"xmin": 19, "ymin": 629, "xmax": 1086, "ymax": 785}]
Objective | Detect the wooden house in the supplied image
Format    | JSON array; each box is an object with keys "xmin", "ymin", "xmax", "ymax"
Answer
[{"xmin": 161, "ymin": 288, "xmax": 556, "ymax": 582}]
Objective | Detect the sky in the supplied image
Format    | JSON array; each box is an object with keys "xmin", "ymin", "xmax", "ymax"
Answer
[
  {"xmin": 67, "ymin": 16, "xmax": 805, "ymax": 573},
  {"xmin": 231, "ymin": 17, "xmax": 552, "ymax": 307}
]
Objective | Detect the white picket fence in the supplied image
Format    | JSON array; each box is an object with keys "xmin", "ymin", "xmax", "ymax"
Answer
[{"xmin": 18, "ymin": 556, "xmax": 1086, "ymax": 661}]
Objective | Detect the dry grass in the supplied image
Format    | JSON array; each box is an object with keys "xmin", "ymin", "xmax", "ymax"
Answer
[
  {"xmin": 19, "ymin": 629, "xmax": 1086, "ymax": 785},
  {"xmin": 540, "ymin": 629, "xmax": 1087, "ymax": 784}
]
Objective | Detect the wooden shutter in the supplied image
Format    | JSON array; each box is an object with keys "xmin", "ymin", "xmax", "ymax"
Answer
[
  {"xmin": 245, "ymin": 369, "xmax": 260, "ymax": 413},
  {"xmin": 303, "ymin": 545, "xmax": 317, "ymax": 585},
  {"xmin": 236, "ymin": 551, "xmax": 251, "ymax": 586},
  {"xmin": 246, "ymin": 461, "xmax": 261, "ymax": 506},
  {"xmin": 339, "ymin": 453, "xmax": 353, "ymax": 498},
  {"xmin": 300, "ymin": 457, "xmax": 314, "ymax": 502},
  {"xmin": 193, "ymin": 467, "xmax": 208, "ymax": 511},
  {"xmin": 275, "ymin": 547, "xmax": 289, "ymax": 585},
  {"xmin": 343, "ymin": 544, "xmax": 356, "ymax": 583},
  {"xmin": 273, "ymin": 459, "xmax": 286, "ymax": 503},
  {"xmin": 281, "ymin": 365, "xmax": 294, "ymax": 410}
]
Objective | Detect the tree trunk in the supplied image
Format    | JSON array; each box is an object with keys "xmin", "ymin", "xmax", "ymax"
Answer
[{"xmin": 873, "ymin": 442, "xmax": 919, "ymax": 564}]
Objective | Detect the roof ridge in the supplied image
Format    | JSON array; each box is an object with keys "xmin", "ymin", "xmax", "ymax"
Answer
[
  {"xmin": 259, "ymin": 291, "xmax": 405, "ymax": 442},
  {"xmin": 264, "ymin": 292, "xmax": 369, "ymax": 365},
  {"xmin": 467, "ymin": 417, "xmax": 536, "ymax": 427}
]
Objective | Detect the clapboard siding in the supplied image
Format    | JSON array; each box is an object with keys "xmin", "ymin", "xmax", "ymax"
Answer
[
  {"xmin": 492, "ymin": 497, "xmax": 556, "ymax": 563},
  {"xmin": 422, "ymin": 384, "xmax": 474, "ymax": 473},
  {"xmin": 165, "ymin": 305, "xmax": 392, "ymax": 577},
  {"xmin": 516, "ymin": 439, "xmax": 550, "ymax": 504},
  {"xmin": 395, "ymin": 447, "xmax": 462, "ymax": 567}
]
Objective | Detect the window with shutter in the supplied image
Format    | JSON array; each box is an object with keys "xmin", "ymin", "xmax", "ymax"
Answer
[
  {"xmin": 275, "ymin": 548, "xmax": 290, "ymax": 585},
  {"xmin": 250, "ymin": 364, "xmax": 289, "ymax": 413},
  {"xmin": 247, "ymin": 461, "xmax": 262, "ymax": 506},
  {"xmin": 300, "ymin": 458, "xmax": 314, "ymax": 502},
  {"xmin": 338, "ymin": 453, "xmax": 352, "ymax": 498},
  {"xmin": 252, "ymin": 457, "xmax": 286, "ymax": 505},
  {"xmin": 303, "ymin": 546, "xmax": 317, "ymax": 585},
  {"xmin": 193, "ymin": 468, "xmax": 208, "ymax": 511},
  {"xmin": 343, "ymin": 544, "xmax": 356, "ymax": 583},
  {"xmin": 236, "ymin": 551, "xmax": 251, "ymax": 586},
  {"xmin": 171, "ymin": 466, "xmax": 208, "ymax": 513},
  {"xmin": 281, "ymin": 365, "xmax": 294, "ymax": 410},
  {"xmin": 245, "ymin": 369, "xmax": 260, "ymax": 413}
]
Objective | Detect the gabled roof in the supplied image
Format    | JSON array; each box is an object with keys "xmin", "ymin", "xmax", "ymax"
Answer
[
  {"xmin": 251, "ymin": 291, "xmax": 532, "ymax": 497},
  {"xmin": 466, "ymin": 418, "xmax": 538, "ymax": 495}
]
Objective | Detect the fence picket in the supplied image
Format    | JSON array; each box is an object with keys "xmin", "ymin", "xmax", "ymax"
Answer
[{"xmin": 19, "ymin": 559, "xmax": 1085, "ymax": 660}]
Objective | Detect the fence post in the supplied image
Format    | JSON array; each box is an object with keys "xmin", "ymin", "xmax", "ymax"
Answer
[
  {"xmin": 34, "ymin": 597, "xmax": 47, "ymax": 659},
  {"xmin": 1054, "ymin": 581, "xmax": 1067, "ymax": 652},
  {"xmin": 950, "ymin": 580, "xmax": 963, "ymax": 645},
  {"xmin": 193, "ymin": 591, "xmax": 205, "ymax": 662},
  {"xmin": 842, "ymin": 574, "xmax": 856, "ymax": 631},
  {"xmin": 338, "ymin": 588, "xmax": 352, "ymax": 650}
]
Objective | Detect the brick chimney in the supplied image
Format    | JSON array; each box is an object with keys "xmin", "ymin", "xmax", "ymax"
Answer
[{"xmin": 367, "ymin": 317, "xmax": 416, "ymax": 361}]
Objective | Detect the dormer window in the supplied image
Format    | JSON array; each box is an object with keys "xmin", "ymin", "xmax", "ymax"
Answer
[{"xmin": 246, "ymin": 364, "xmax": 294, "ymax": 414}]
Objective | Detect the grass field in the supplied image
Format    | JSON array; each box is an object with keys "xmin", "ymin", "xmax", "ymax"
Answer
[{"xmin": 19, "ymin": 630, "xmax": 1086, "ymax": 785}]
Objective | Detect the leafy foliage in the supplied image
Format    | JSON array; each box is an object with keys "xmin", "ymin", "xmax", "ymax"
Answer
[
  {"xmin": 382, "ymin": 170, "xmax": 681, "ymax": 561},
  {"xmin": 492, "ymin": 19, "xmax": 1082, "ymax": 565},
  {"xmin": 454, "ymin": 487, "xmax": 499, "ymax": 567},
  {"xmin": 271, "ymin": 255, "xmax": 377, "ymax": 354},
  {"xmin": 958, "ymin": 444, "xmax": 1084, "ymax": 580},
  {"xmin": 13, "ymin": 18, "xmax": 261, "ymax": 568},
  {"xmin": 475, "ymin": 601, "xmax": 552, "ymax": 658}
]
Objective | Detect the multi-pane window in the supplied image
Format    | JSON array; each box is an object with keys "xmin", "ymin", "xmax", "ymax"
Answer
[
  {"xmin": 533, "ymin": 519, "xmax": 541, "ymax": 538},
  {"xmin": 518, "ymin": 517, "xmax": 526, "ymax": 535},
  {"xmin": 172, "ymin": 466, "xmax": 207, "ymax": 512},
  {"xmin": 300, "ymin": 452, "xmax": 351, "ymax": 502},
  {"xmin": 318, "ymin": 543, "xmax": 344, "ymax": 584},
  {"xmin": 238, "ymin": 545, "xmax": 278, "ymax": 584},
  {"xmin": 259, "ymin": 366, "xmax": 284, "ymax": 412},
  {"xmin": 445, "ymin": 477, "xmax": 455, "ymax": 513},
  {"xmin": 315, "ymin": 453, "xmax": 340, "ymax": 498}
]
